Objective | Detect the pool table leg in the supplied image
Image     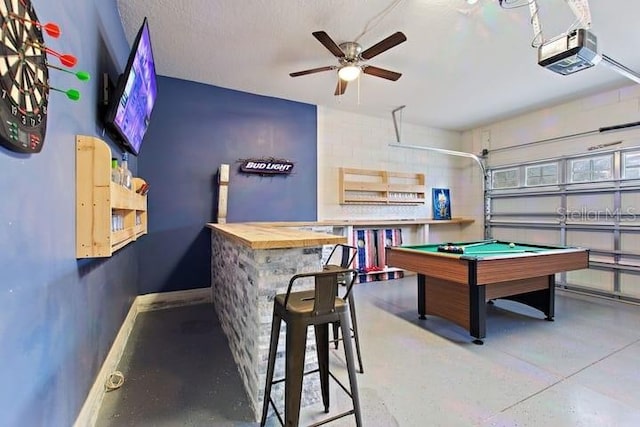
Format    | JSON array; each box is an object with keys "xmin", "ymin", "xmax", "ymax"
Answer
[
  {"xmin": 545, "ymin": 275, "xmax": 555, "ymax": 321},
  {"xmin": 417, "ymin": 274, "xmax": 426, "ymax": 319},
  {"xmin": 469, "ymin": 285, "xmax": 486, "ymax": 345}
]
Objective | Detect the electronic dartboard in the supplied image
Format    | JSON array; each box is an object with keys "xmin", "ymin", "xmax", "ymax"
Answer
[{"xmin": 0, "ymin": 0, "xmax": 49, "ymax": 153}]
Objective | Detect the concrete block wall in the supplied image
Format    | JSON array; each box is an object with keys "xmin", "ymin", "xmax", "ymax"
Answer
[
  {"xmin": 466, "ymin": 84, "xmax": 640, "ymax": 165},
  {"xmin": 317, "ymin": 106, "xmax": 485, "ymax": 241}
]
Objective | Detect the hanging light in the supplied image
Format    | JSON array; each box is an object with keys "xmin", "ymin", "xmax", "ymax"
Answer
[{"xmin": 338, "ymin": 65, "xmax": 361, "ymax": 82}]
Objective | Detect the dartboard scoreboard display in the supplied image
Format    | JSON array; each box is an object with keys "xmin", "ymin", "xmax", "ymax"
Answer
[{"xmin": 0, "ymin": 0, "xmax": 49, "ymax": 153}]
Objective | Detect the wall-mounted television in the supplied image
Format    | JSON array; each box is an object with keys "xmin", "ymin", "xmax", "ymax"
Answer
[{"xmin": 104, "ymin": 17, "xmax": 158, "ymax": 156}]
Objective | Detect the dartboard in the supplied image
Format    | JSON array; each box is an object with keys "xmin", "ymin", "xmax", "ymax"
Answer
[{"xmin": 0, "ymin": 0, "xmax": 48, "ymax": 154}]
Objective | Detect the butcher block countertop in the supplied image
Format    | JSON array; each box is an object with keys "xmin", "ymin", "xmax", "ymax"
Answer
[{"xmin": 207, "ymin": 223, "xmax": 346, "ymax": 250}]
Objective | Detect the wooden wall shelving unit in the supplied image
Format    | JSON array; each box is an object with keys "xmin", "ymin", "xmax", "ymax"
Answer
[
  {"xmin": 76, "ymin": 135, "xmax": 147, "ymax": 258},
  {"xmin": 339, "ymin": 167, "xmax": 426, "ymax": 205}
]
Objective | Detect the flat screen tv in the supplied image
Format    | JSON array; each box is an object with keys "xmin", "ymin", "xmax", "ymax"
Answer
[{"xmin": 104, "ymin": 17, "xmax": 158, "ymax": 156}]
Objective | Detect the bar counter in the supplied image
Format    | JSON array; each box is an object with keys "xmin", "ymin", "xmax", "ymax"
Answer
[
  {"xmin": 207, "ymin": 222, "xmax": 346, "ymax": 419},
  {"xmin": 209, "ymin": 222, "xmax": 345, "ymax": 249}
]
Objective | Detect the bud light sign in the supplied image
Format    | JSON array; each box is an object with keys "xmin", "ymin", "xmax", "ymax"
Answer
[{"xmin": 240, "ymin": 158, "xmax": 294, "ymax": 175}]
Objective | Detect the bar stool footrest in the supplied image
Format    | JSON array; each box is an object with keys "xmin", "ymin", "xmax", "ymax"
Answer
[
  {"xmin": 264, "ymin": 368, "xmax": 356, "ymax": 426},
  {"xmin": 269, "ymin": 368, "xmax": 320, "ymax": 386},
  {"xmin": 308, "ymin": 409, "xmax": 356, "ymax": 427}
]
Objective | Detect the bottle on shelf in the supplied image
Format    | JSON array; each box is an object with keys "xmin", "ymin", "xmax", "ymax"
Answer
[
  {"xmin": 111, "ymin": 213, "xmax": 123, "ymax": 232},
  {"xmin": 121, "ymin": 152, "xmax": 133, "ymax": 190},
  {"xmin": 111, "ymin": 157, "xmax": 121, "ymax": 185}
]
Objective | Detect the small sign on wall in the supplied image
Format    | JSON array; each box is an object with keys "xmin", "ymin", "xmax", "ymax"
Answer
[
  {"xmin": 239, "ymin": 157, "xmax": 294, "ymax": 175},
  {"xmin": 432, "ymin": 188, "xmax": 451, "ymax": 220}
]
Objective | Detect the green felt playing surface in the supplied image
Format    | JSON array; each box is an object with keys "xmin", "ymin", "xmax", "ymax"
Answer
[{"xmin": 401, "ymin": 241, "xmax": 555, "ymax": 258}]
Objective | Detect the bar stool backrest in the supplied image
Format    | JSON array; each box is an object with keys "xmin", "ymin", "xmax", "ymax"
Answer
[
  {"xmin": 325, "ymin": 243, "xmax": 358, "ymax": 269},
  {"xmin": 283, "ymin": 268, "xmax": 358, "ymax": 315},
  {"xmin": 322, "ymin": 244, "xmax": 365, "ymax": 374}
]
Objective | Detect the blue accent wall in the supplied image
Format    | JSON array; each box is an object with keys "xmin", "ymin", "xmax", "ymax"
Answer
[
  {"xmin": 138, "ymin": 77, "xmax": 317, "ymax": 294},
  {"xmin": 0, "ymin": 1, "xmax": 138, "ymax": 425}
]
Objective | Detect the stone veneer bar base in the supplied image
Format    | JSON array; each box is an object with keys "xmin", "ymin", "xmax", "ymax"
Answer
[{"xmin": 210, "ymin": 230, "xmax": 325, "ymax": 420}]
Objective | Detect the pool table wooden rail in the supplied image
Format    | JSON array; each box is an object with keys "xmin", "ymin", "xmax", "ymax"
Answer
[
  {"xmin": 386, "ymin": 246, "xmax": 588, "ymax": 285},
  {"xmin": 474, "ymin": 250, "xmax": 588, "ymax": 284}
]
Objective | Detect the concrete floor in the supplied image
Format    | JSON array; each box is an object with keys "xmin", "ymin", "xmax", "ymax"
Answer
[{"xmin": 96, "ymin": 276, "xmax": 640, "ymax": 426}]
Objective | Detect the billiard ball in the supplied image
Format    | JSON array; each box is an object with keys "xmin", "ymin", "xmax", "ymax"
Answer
[{"xmin": 509, "ymin": 242, "xmax": 515, "ymax": 248}]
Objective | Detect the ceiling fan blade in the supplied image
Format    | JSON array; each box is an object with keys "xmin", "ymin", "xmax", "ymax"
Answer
[
  {"xmin": 334, "ymin": 79, "xmax": 348, "ymax": 96},
  {"xmin": 360, "ymin": 32, "xmax": 407, "ymax": 60},
  {"xmin": 312, "ymin": 31, "xmax": 346, "ymax": 58},
  {"xmin": 289, "ymin": 66, "xmax": 335, "ymax": 77},
  {"xmin": 363, "ymin": 66, "xmax": 402, "ymax": 81}
]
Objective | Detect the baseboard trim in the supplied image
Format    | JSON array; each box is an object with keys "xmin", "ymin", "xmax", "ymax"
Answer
[
  {"xmin": 74, "ymin": 299, "xmax": 139, "ymax": 427},
  {"xmin": 74, "ymin": 286, "xmax": 211, "ymax": 427},
  {"xmin": 136, "ymin": 287, "xmax": 211, "ymax": 312}
]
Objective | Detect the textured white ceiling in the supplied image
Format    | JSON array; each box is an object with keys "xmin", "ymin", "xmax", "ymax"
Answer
[{"xmin": 116, "ymin": 0, "xmax": 640, "ymax": 131}]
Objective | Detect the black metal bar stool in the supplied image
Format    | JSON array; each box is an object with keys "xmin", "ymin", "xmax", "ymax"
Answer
[
  {"xmin": 324, "ymin": 243, "xmax": 364, "ymax": 373},
  {"xmin": 260, "ymin": 267, "xmax": 362, "ymax": 427}
]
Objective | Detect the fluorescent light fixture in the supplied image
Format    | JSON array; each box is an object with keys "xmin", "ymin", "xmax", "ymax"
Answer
[{"xmin": 338, "ymin": 65, "xmax": 361, "ymax": 81}]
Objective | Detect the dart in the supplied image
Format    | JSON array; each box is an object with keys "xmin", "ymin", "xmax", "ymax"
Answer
[
  {"xmin": 47, "ymin": 63, "xmax": 90, "ymax": 81},
  {"xmin": 45, "ymin": 48, "xmax": 77, "ymax": 67},
  {"xmin": 26, "ymin": 41, "xmax": 77, "ymax": 67},
  {"xmin": 36, "ymin": 82, "xmax": 80, "ymax": 101},
  {"xmin": 49, "ymin": 86, "xmax": 80, "ymax": 101},
  {"xmin": 9, "ymin": 12, "xmax": 61, "ymax": 38}
]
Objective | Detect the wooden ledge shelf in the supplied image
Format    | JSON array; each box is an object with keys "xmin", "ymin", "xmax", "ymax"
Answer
[
  {"xmin": 76, "ymin": 135, "xmax": 148, "ymax": 258},
  {"xmin": 320, "ymin": 218, "xmax": 475, "ymax": 226},
  {"xmin": 339, "ymin": 167, "xmax": 426, "ymax": 205},
  {"xmin": 239, "ymin": 218, "xmax": 475, "ymax": 227}
]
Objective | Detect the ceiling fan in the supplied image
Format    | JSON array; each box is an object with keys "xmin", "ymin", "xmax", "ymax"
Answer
[{"xmin": 290, "ymin": 30, "xmax": 407, "ymax": 95}]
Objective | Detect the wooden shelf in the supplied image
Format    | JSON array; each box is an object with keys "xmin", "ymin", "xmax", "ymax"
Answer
[
  {"xmin": 339, "ymin": 168, "xmax": 426, "ymax": 205},
  {"xmin": 76, "ymin": 135, "xmax": 148, "ymax": 258},
  {"xmin": 236, "ymin": 218, "xmax": 475, "ymax": 227}
]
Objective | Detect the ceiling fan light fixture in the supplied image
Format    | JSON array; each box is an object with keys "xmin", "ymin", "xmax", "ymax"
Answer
[{"xmin": 338, "ymin": 65, "xmax": 361, "ymax": 81}]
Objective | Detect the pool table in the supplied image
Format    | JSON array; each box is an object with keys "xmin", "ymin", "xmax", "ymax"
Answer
[{"xmin": 385, "ymin": 240, "xmax": 589, "ymax": 344}]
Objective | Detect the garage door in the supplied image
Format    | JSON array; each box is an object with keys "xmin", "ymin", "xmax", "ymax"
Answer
[{"xmin": 487, "ymin": 148, "xmax": 640, "ymax": 302}]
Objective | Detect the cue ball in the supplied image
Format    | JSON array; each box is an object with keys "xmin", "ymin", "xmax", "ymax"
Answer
[{"xmin": 509, "ymin": 242, "xmax": 515, "ymax": 248}]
